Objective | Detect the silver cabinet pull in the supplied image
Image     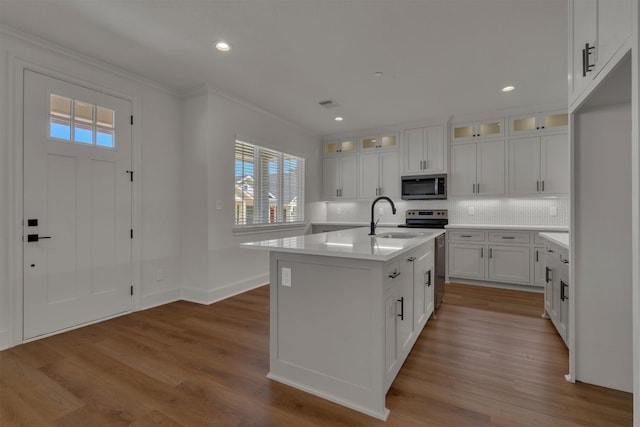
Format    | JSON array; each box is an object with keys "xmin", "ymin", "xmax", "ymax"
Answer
[
  {"xmin": 460, "ymin": 235, "xmax": 472, "ymax": 238},
  {"xmin": 501, "ymin": 236, "xmax": 515, "ymax": 240},
  {"xmin": 472, "ymin": 183, "xmax": 476, "ymax": 194},
  {"xmin": 476, "ymin": 183, "xmax": 480, "ymax": 193},
  {"xmin": 536, "ymin": 181, "xmax": 540, "ymax": 192},
  {"xmin": 480, "ymin": 247, "xmax": 484, "ymax": 258},
  {"xmin": 489, "ymin": 248, "xmax": 493, "ymax": 258},
  {"xmin": 541, "ymin": 180, "xmax": 545, "ymax": 192}
]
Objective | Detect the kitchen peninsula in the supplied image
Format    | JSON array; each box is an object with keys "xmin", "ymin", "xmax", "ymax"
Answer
[{"xmin": 243, "ymin": 227, "xmax": 444, "ymax": 420}]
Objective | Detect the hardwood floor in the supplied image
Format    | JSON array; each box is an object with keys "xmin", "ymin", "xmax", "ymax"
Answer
[{"xmin": 1, "ymin": 283, "xmax": 633, "ymax": 426}]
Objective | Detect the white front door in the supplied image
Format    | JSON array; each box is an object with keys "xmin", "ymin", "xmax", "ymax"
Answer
[{"xmin": 23, "ymin": 70, "xmax": 133, "ymax": 340}]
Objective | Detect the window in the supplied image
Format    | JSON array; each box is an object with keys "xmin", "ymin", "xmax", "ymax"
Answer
[
  {"xmin": 49, "ymin": 94, "xmax": 115, "ymax": 148},
  {"xmin": 235, "ymin": 138, "xmax": 305, "ymax": 226}
]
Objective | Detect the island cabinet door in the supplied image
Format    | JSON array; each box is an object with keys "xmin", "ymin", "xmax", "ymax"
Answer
[
  {"xmin": 414, "ymin": 247, "xmax": 434, "ymax": 331},
  {"xmin": 384, "ymin": 289, "xmax": 399, "ymax": 389},
  {"xmin": 398, "ymin": 255, "xmax": 416, "ymax": 356}
]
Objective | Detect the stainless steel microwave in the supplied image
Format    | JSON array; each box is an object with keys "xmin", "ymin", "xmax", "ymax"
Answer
[{"xmin": 401, "ymin": 174, "xmax": 447, "ymax": 200}]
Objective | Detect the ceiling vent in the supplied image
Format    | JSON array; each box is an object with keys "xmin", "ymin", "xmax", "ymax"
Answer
[{"xmin": 318, "ymin": 99, "xmax": 339, "ymax": 108}]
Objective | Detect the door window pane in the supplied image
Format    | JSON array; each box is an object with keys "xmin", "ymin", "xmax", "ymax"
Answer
[
  {"xmin": 96, "ymin": 129, "xmax": 114, "ymax": 147},
  {"xmin": 74, "ymin": 123, "xmax": 93, "ymax": 144},
  {"xmin": 50, "ymin": 118, "xmax": 71, "ymax": 141}
]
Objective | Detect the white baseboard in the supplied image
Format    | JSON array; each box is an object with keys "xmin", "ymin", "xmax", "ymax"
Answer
[
  {"xmin": 0, "ymin": 329, "xmax": 12, "ymax": 350},
  {"xmin": 448, "ymin": 278, "xmax": 544, "ymax": 293},
  {"xmin": 140, "ymin": 288, "xmax": 182, "ymax": 310},
  {"xmin": 182, "ymin": 273, "xmax": 269, "ymax": 305}
]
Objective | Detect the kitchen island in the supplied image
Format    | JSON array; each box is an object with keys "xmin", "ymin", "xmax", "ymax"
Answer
[{"xmin": 242, "ymin": 227, "xmax": 444, "ymax": 420}]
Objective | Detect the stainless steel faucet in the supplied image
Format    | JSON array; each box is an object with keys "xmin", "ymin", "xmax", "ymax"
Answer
[{"xmin": 369, "ymin": 196, "xmax": 397, "ymax": 236}]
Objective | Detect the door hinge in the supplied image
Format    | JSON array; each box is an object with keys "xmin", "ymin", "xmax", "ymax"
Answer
[
  {"xmin": 130, "ymin": 229, "xmax": 133, "ymax": 239},
  {"xmin": 126, "ymin": 170, "xmax": 134, "ymax": 182},
  {"xmin": 130, "ymin": 115, "xmax": 134, "ymax": 125},
  {"xmin": 130, "ymin": 285, "xmax": 133, "ymax": 296}
]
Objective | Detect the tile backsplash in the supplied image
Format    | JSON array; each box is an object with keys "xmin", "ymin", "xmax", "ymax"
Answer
[{"xmin": 318, "ymin": 197, "xmax": 569, "ymax": 227}]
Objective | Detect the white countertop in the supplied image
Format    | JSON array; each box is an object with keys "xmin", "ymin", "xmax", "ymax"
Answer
[
  {"xmin": 242, "ymin": 226, "xmax": 444, "ymax": 261},
  {"xmin": 446, "ymin": 224, "xmax": 569, "ymax": 232},
  {"xmin": 538, "ymin": 232, "xmax": 570, "ymax": 250}
]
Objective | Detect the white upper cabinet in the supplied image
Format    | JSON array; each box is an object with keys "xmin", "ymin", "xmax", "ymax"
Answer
[
  {"xmin": 402, "ymin": 124, "xmax": 446, "ymax": 175},
  {"xmin": 509, "ymin": 111, "xmax": 568, "ymax": 136},
  {"xmin": 450, "ymin": 140, "xmax": 505, "ymax": 197},
  {"xmin": 322, "ymin": 139, "xmax": 357, "ymax": 156},
  {"xmin": 451, "ymin": 118, "xmax": 504, "ymax": 143},
  {"xmin": 359, "ymin": 133, "xmax": 398, "ymax": 152},
  {"xmin": 569, "ymin": 0, "xmax": 632, "ymax": 105},
  {"xmin": 509, "ymin": 134, "xmax": 569, "ymax": 196},
  {"xmin": 322, "ymin": 155, "xmax": 358, "ymax": 201},
  {"xmin": 359, "ymin": 151, "xmax": 400, "ymax": 199}
]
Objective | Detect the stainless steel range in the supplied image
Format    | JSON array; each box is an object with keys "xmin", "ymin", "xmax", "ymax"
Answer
[{"xmin": 398, "ymin": 209, "xmax": 447, "ymax": 311}]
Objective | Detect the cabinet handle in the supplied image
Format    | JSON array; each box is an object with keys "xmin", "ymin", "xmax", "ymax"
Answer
[
  {"xmin": 407, "ymin": 256, "xmax": 416, "ymax": 262},
  {"xmin": 582, "ymin": 43, "xmax": 595, "ymax": 77},
  {"xmin": 426, "ymin": 270, "xmax": 432, "ymax": 287},
  {"xmin": 472, "ymin": 183, "xmax": 476, "ymax": 194},
  {"xmin": 541, "ymin": 180, "xmax": 545, "ymax": 192},
  {"xmin": 397, "ymin": 297, "xmax": 404, "ymax": 320},
  {"xmin": 501, "ymin": 236, "xmax": 515, "ymax": 240},
  {"xmin": 561, "ymin": 281, "xmax": 568, "ymax": 301},
  {"xmin": 460, "ymin": 235, "xmax": 472, "ymax": 238},
  {"xmin": 388, "ymin": 270, "xmax": 401, "ymax": 279},
  {"xmin": 489, "ymin": 248, "xmax": 493, "ymax": 258},
  {"xmin": 548, "ymin": 249, "xmax": 554, "ymax": 253},
  {"xmin": 545, "ymin": 266, "xmax": 552, "ymax": 283},
  {"xmin": 561, "ymin": 258, "xmax": 569, "ymax": 264},
  {"xmin": 480, "ymin": 247, "xmax": 484, "ymax": 258},
  {"xmin": 536, "ymin": 181, "xmax": 540, "ymax": 192},
  {"xmin": 476, "ymin": 183, "xmax": 480, "ymax": 193},
  {"xmin": 536, "ymin": 250, "xmax": 539, "ymax": 262}
]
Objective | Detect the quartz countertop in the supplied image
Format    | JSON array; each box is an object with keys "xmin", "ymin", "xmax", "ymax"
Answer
[
  {"xmin": 445, "ymin": 224, "xmax": 569, "ymax": 232},
  {"xmin": 538, "ymin": 232, "xmax": 570, "ymax": 250},
  {"xmin": 242, "ymin": 226, "xmax": 444, "ymax": 261}
]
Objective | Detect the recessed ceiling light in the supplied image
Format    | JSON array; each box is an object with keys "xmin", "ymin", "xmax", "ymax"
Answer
[
  {"xmin": 502, "ymin": 85, "xmax": 515, "ymax": 92},
  {"xmin": 335, "ymin": 117, "xmax": 344, "ymax": 122},
  {"xmin": 373, "ymin": 72, "xmax": 383, "ymax": 77},
  {"xmin": 215, "ymin": 41, "xmax": 232, "ymax": 52}
]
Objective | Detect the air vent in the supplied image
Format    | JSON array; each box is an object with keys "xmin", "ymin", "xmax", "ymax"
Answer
[{"xmin": 318, "ymin": 99, "xmax": 339, "ymax": 108}]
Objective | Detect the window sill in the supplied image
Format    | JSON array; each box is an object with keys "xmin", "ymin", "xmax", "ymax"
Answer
[{"xmin": 233, "ymin": 222, "xmax": 307, "ymax": 236}]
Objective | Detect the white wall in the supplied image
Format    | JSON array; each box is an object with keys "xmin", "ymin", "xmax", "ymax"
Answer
[
  {"xmin": 0, "ymin": 29, "xmax": 183, "ymax": 347},
  {"xmin": 180, "ymin": 86, "xmax": 320, "ymax": 304},
  {"xmin": 574, "ymin": 101, "xmax": 633, "ymax": 393}
]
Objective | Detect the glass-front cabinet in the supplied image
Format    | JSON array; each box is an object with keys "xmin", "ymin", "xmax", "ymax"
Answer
[
  {"xmin": 359, "ymin": 133, "xmax": 398, "ymax": 152},
  {"xmin": 323, "ymin": 139, "xmax": 357, "ymax": 155},
  {"xmin": 451, "ymin": 118, "xmax": 504, "ymax": 143},
  {"xmin": 509, "ymin": 111, "xmax": 568, "ymax": 136}
]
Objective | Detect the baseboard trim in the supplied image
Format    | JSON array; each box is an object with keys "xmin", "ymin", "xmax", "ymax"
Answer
[
  {"xmin": 140, "ymin": 288, "xmax": 182, "ymax": 310},
  {"xmin": 182, "ymin": 274, "xmax": 269, "ymax": 305},
  {"xmin": 448, "ymin": 278, "xmax": 544, "ymax": 293}
]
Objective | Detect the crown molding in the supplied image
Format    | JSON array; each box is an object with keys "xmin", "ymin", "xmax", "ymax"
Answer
[{"xmin": 0, "ymin": 24, "xmax": 180, "ymax": 97}]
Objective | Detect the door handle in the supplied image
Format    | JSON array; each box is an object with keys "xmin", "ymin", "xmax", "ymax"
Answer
[{"xmin": 27, "ymin": 234, "xmax": 51, "ymax": 242}]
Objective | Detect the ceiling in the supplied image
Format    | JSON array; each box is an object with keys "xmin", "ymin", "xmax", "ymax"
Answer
[{"xmin": 0, "ymin": 0, "xmax": 568, "ymax": 137}]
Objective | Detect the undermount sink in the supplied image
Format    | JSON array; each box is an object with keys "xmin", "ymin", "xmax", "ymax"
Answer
[{"xmin": 377, "ymin": 232, "xmax": 420, "ymax": 239}]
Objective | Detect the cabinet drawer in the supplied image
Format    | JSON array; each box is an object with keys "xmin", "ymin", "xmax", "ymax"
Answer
[
  {"xmin": 384, "ymin": 261, "xmax": 401, "ymax": 292},
  {"xmin": 489, "ymin": 231, "xmax": 530, "ymax": 244},
  {"xmin": 448, "ymin": 230, "xmax": 486, "ymax": 242}
]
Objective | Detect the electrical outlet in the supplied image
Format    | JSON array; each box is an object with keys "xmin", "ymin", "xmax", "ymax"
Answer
[
  {"xmin": 550, "ymin": 206, "xmax": 558, "ymax": 217},
  {"xmin": 468, "ymin": 206, "xmax": 475, "ymax": 216},
  {"xmin": 282, "ymin": 267, "xmax": 292, "ymax": 287}
]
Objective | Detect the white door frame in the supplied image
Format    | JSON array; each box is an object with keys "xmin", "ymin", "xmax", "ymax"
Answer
[{"xmin": 8, "ymin": 55, "xmax": 143, "ymax": 347}]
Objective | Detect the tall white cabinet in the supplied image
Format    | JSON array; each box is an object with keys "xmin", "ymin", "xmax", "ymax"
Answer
[
  {"xmin": 450, "ymin": 140, "xmax": 505, "ymax": 197},
  {"xmin": 509, "ymin": 134, "xmax": 569, "ymax": 195}
]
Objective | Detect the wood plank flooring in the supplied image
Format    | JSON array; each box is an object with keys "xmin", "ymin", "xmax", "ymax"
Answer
[{"xmin": 1, "ymin": 283, "xmax": 633, "ymax": 426}]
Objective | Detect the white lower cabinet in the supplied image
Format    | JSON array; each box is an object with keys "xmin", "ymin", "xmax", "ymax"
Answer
[
  {"xmin": 448, "ymin": 228, "xmax": 556, "ymax": 288},
  {"xmin": 543, "ymin": 241, "xmax": 569, "ymax": 345},
  {"xmin": 384, "ymin": 240, "xmax": 434, "ymax": 390}
]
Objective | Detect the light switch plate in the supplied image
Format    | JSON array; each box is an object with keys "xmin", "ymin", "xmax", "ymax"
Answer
[
  {"xmin": 282, "ymin": 267, "xmax": 292, "ymax": 287},
  {"xmin": 550, "ymin": 206, "xmax": 557, "ymax": 216},
  {"xmin": 336, "ymin": 207, "xmax": 342, "ymax": 216}
]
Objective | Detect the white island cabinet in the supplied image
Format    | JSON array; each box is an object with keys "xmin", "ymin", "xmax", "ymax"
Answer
[{"xmin": 242, "ymin": 227, "xmax": 441, "ymax": 420}]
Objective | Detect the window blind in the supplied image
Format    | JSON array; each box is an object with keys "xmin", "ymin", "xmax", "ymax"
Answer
[{"xmin": 235, "ymin": 139, "xmax": 305, "ymax": 226}]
